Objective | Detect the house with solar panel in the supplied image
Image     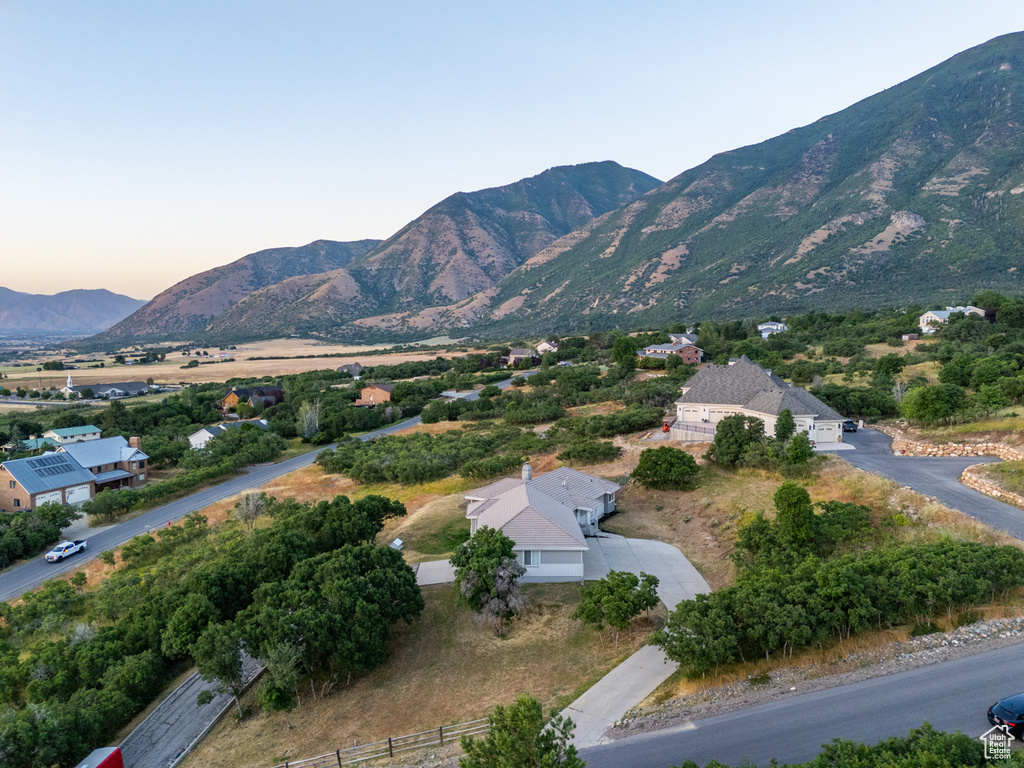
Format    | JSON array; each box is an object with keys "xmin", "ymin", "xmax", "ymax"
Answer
[
  {"xmin": 56, "ymin": 437, "xmax": 150, "ymax": 491},
  {"xmin": 0, "ymin": 453, "xmax": 96, "ymax": 512},
  {"xmin": 463, "ymin": 463, "xmax": 620, "ymax": 582}
]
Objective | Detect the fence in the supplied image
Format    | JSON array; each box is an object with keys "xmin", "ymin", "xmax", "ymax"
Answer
[{"xmin": 267, "ymin": 719, "xmax": 490, "ymax": 768}]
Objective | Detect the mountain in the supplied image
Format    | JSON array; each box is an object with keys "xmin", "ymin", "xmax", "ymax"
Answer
[
  {"xmin": 90, "ymin": 239, "xmax": 381, "ymax": 345},
  {"xmin": 119, "ymin": 161, "xmax": 661, "ymax": 343},
  {"xmin": 0, "ymin": 288, "xmax": 146, "ymax": 336},
  {"xmin": 435, "ymin": 31, "xmax": 1024, "ymax": 337}
]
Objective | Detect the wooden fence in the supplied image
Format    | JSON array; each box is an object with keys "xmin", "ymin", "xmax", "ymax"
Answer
[{"xmin": 267, "ymin": 719, "xmax": 490, "ymax": 767}]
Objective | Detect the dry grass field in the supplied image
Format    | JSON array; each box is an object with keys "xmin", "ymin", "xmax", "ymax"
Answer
[{"xmin": 0, "ymin": 337, "xmax": 487, "ymax": 387}]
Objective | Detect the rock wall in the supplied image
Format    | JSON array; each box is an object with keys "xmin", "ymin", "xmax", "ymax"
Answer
[
  {"xmin": 870, "ymin": 425, "xmax": 1024, "ymax": 460},
  {"xmin": 960, "ymin": 464, "xmax": 1024, "ymax": 511}
]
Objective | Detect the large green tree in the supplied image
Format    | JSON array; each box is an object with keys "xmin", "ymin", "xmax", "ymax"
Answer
[
  {"xmin": 631, "ymin": 447, "xmax": 699, "ymax": 490},
  {"xmin": 450, "ymin": 527, "xmax": 522, "ymax": 613},
  {"xmin": 572, "ymin": 570, "xmax": 659, "ymax": 642},
  {"xmin": 459, "ymin": 694, "xmax": 585, "ymax": 768}
]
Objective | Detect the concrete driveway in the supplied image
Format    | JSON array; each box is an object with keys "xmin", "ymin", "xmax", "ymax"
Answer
[
  {"xmin": 582, "ymin": 534, "xmax": 708, "ymax": 610},
  {"xmin": 568, "ymin": 535, "xmax": 709, "ymax": 749},
  {"xmin": 833, "ymin": 429, "xmax": 1024, "ymax": 540}
]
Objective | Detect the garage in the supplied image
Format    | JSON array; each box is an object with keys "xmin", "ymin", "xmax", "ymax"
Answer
[
  {"xmin": 816, "ymin": 423, "xmax": 837, "ymax": 443},
  {"xmin": 35, "ymin": 490, "xmax": 62, "ymax": 506},
  {"xmin": 65, "ymin": 485, "xmax": 91, "ymax": 505}
]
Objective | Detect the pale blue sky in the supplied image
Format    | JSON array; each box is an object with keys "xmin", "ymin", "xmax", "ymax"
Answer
[{"xmin": 2, "ymin": 1, "xmax": 1023, "ymax": 298}]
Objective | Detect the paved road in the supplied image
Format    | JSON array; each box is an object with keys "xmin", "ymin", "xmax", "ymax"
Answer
[
  {"xmin": 834, "ymin": 429, "xmax": 1024, "ymax": 540},
  {"xmin": 582, "ymin": 641, "xmax": 1020, "ymax": 768},
  {"xmin": 0, "ymin": 377, "xmax": 515, "ymax": 602}
]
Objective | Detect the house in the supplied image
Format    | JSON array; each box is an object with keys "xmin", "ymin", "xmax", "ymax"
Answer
[
  {"xmin": 0, "ymin": 453, "xmax": 96, "ymax": 511},
  {"xmin": 355, "ymin": 383, "xmax": 396, "ymax": 406},
  {"xmin": 671, "ymin": 356, "xmax": 844, "ymax": 444},
  {"xmin": 668, "ymin": 333, "xmax": 699, "ymax": 345},
  {"xmin": 1, "ymin": 436, "xmax": 58, "ymax": 454},
  {"xmin": 463, "ymin": 464, "xmax": 620, "ymax": 582},
  {"xmin": 637, "ymin": 343, "xmax": 704, "ymax": 364},
  {"xmin": 188, "ymin": 419, "xmax": 270, "ymax": 450},
  {"xmin": 56, "ymin": 436, "xmax": 149, "ymax": 491},
  {"xmin": 901, "ymin": 333, "xmax": 919, "ymax": 341},
  {"xmin": 536, "ymin": 341, "xmax": 559, "ymax": 355},
  {"xmin": 218, "ymin": 386, "xmax": 285, "ymax": 412},
  {"xmin": 62, "ymin": 379, "xmax": 155, "ymax": 399},
  {"xmin": 42, "ymin": 425, "xmax": 102, "ymax": 445},
  {"xmin": 336, "ymin": 363, "xmax": 364, "ymax": 379},
  {"xmin": 757, "ymin": 322, "xmax": 788, "ymax": 338},
  {"xmin": 506, "ymin": 348, "xmax": 537, "ymax": 368},
  {"xmin": 919, "ymin": 306, "xmax": 985, "ymax": 334}
]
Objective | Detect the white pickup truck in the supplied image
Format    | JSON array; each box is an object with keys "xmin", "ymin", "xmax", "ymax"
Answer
[{"xmin": 44, "ymin": 540, "xmax": 87, "ymax": 563}]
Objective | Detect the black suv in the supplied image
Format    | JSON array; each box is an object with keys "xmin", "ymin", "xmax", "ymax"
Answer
[{"xmin": 842, "ymin": 420, "xmax": 857, "ymax": 433}]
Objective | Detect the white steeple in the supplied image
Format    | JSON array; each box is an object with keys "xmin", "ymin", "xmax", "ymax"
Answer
[{"xmin": 67, "ymin": 373, "xmax": 73, "ymax": 389}]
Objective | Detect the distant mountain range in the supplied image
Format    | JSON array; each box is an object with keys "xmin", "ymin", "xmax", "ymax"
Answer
[
  {"xmin": 0, "ymin": 288, "xmax": 146, "ymax": 336},
  {"xmin": 88, "ymin": 32, "xmax": 1024, "ymax": 347}
]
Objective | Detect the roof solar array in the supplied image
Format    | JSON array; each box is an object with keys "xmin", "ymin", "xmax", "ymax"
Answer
[{"xmin": 27, "ymin": 455, "xmax": 75, "ymax": 477}]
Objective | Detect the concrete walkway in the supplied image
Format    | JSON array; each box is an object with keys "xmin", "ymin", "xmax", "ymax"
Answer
[
  {"xmin": 414, "ymin": 559, "xmax": 456, "ymax": 586},
  {"xmin": 567, "ymin": 534, "xmax": 709, "ymax": 748}
]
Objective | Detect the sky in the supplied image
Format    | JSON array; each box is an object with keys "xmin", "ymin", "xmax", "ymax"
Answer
[{"xmin": 2, "ymin": 2, "xmax": 1024, "ymax": 300}]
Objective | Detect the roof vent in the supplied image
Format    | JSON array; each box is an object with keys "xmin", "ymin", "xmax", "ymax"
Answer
[{"xmin": 522, "ymin": 463, "xmax": 532, "ymax": 481}]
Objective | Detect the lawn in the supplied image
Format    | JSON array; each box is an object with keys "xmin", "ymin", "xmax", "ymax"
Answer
[
  {"xmin": 179, "ymin": 582, "xmax": 660, "ymax": 768},
  {"xmin": 982, "ymin": 460, "xmax": 1024, "ymax": 498}
]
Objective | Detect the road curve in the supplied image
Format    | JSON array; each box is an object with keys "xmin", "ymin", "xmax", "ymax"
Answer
[
  {"xmin": 837, "ymin": 429, "xmax": 1024, "ymax": 540},
  {"xmin": 0, "ymin": 376, "xmax": 516, "ymax": 602},
  {"xmin": 582, "ymin": 641, "xmax": 1020, "ymax": 768}
]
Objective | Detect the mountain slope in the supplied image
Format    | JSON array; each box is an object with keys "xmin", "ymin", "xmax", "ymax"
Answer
[
  {"xmin": 442, "ymin": 32, "xmax": 1024, "ymax": 337},
  {"xmin": 90, "ymin": 238, "xmax": 381, "ymax": 345},
  {"xmin": 0, "ymin": 289, "xmax": 146, "ymax": 335},
  {"xmin": 202, "ymin": 161, "xmax": 662, "ymax": 340}
]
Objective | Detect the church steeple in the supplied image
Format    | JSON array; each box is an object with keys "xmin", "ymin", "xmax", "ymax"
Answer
[{"xmin": 67, "ymin": 372, "xmax": 73, "ymax": 389}]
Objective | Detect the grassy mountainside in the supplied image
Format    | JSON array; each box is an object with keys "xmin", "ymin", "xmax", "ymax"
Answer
[
  {"xmin": 201, "ymin": 161, "xmax": 662, "ymax": 341},
  {"xmin": 0, "ymin": 288, "xmax": 146, "ymax": 335},
  {"xmin": 450, "ymin": 32, "xmax": 1024, "ymax": 338},
  {"xmin": 89, "ymin": 239, "xmax": 380, "ymax": 345}
]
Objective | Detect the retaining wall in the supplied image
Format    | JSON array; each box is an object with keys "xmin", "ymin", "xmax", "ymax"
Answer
[
  {"xmin": 960, "ymin": 464, "xmax": 1024, "ymax": 511},
  {"xmin": 870, "ymin": 425, "xmax": 1024, "ymax": 461}
]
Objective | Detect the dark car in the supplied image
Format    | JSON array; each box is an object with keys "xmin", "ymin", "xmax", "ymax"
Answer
[
  {"xmin": 989, "ymin": 693, "xmax": 1024, "ymax": 733},
  {"xmin": 842, "ymin": 420, "xmax": 857, "ymax": 432}
]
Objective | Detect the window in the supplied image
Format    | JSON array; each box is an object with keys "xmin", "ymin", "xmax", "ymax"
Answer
[
  {"xmin": 8, "ymin": 481, "xmax": 13, "ymax": 489},
  {"xmin": 523, "ymin": 550, "xmax": 540, "ymax": 567},
  {"xmin": 13, "ymin": 499, "xmax": 20, "ymax": 508},
  {"xmin": 139, "ymin": 473, "xmax": 145, "ymax": 482}
]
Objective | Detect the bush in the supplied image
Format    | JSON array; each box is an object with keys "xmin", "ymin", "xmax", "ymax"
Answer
[
  {"xmin": 556, "ymin": 440, "xmax": 622, "ymax": 465},
  {"xmin": 632, "ymin": 447, "xmax": 699, "ymax": 489}
]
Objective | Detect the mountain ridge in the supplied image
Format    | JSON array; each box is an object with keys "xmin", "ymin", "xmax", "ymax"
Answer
[{"xmin": 0, "ymin": 288, "xmax": 146, "ymax": 336}]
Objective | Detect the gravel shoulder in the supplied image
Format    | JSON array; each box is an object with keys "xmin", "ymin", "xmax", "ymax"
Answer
[{"xmin": 611, "ymin": 616, "xmax": 1024, "ymax": 739}]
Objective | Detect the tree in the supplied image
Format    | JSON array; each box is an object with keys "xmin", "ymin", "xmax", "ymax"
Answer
[
  {"xmin": 255, "ymin": 643, "xmax": 301, "ymax": 727},
  {"xmin": 611, "ymin": 336, "xmax": 639, "ymax": 376},
  {"xmin": 774, "ymin": 409, "xmax": 795, "ymax": 442},
  {"xmin": 479, "ymin": 556, "xmax": 527, "ymax": 636},
  {"xmin": 705, "ymin": 414, "xmax": 765, "ymax": 466},
  {"xmin": 786, "ymin": 433, "xmax": 814, "ymax": 464},
  {"xmin": 631, "ymin": 447, "xmax": 699, "ymax": 490},
  {"xmin": 297, "ymin": 398, "xmax": 322, "ymax": 439},
  {"xmin": 459, "ymin": 694, "xmax": 585, "ymax": 768},
  {"xmin": 572, "ymin": 570, "xmax": 659, "ymax": 642},
  {"xmin": 234, "ymin": 493, "xmax": 267, "ymax": 533},
  {"xmin": 450, "ymin": 527, "xmax": 524, "ymax": 617},
  {"xmin": 193, "ymin": 622, "xmax": 246, "ymax": 717},
  {"xmin": 162, "ymin": 593, "xmax": 220, "ymax": 658},
  {"xmin": 773, "ymin": 482, "xmax": 815, "ymax": 547},
  {"xmin": 900, "ymin": 384, "xmax": 965, "ymax": 425},
  {"xmin": 6, "ymin": 425, "xmax": 23, "ymax": 454}
]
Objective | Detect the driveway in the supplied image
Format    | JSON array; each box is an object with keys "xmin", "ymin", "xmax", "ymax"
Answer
[
  {"xmin": 831, "ymin": 429, "xmax": 1024, "ymax": 540},
  {"xmin": 568, "ymin": 535, "xmax": 709, "ymax": 749}
]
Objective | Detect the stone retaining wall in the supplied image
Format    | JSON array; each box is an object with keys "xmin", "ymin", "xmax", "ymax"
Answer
[
  {"xmin": 960, "ymin": 464, "xmax": 1024, "ymax": 511},
  {"xmin": 869, "ymin": 425, "xmax": 1024, "ymax": 461}
]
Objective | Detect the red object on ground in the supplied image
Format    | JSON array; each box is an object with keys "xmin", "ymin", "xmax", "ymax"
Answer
[
  {"xmin": 662, "ymin": 422, "xmax": 670, "ymax": 432},
  {"xmin": 74, "ymin": 747, "xmax": 123, "ymax": 768}
]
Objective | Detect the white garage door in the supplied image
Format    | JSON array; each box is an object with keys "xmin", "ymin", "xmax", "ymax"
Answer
[
  {"xmin": 35, "ymin": 490, "xmax": 62, "ymax": 506},
  {"xmin": 816, "ymin": 425, "xmax": 836, "ymax": 443},
  {"xmin": 65, "ymin": 485, "xmax": 91, "ymax": 504}
]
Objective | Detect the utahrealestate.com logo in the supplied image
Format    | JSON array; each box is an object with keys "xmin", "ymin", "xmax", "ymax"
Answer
[{"xmin": 980, "ymin": 724, "xmax": 1015, "ymax": 759}]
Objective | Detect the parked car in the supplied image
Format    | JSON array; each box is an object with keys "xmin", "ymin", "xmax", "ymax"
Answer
[
  {"xmin": 989, "ymin": 693, "xmax": 1024, "ymax": 733},
  {"xmin": 842, "ymin": 419, "xmax": 858, "ymax": 432},
  {"xmin": 44, "ymin": 540, "xmax": 87, "ymax": 563}
]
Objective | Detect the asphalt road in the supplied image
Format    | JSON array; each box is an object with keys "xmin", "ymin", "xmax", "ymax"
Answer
[
  {"xmin": 582, "ymin": 642, "xmax": 1020, "ymax": 767},
  {"xmin": 836, "ymin": 428, "xmax": 1024, "ymax": 540},
  {"xmin": 0, "ymin": 377, "xmax": 515, "ymax": 602}
]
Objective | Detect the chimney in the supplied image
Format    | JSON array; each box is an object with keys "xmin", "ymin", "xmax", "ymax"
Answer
[
  {"xmin": 129, "ymin": 436, "xmax": 142, "ymax": 449},
  {"xmin": 521, "ymin": 463, "xmax": 532, "ymax": 481}
]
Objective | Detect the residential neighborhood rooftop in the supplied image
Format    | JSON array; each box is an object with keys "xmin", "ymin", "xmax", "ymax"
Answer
[{"xmin": 0, "ymin": 453, "xmax": 95, "ymax": 495}]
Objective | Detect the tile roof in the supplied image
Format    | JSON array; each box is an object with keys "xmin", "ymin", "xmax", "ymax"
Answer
[
  {"xmin": 57, "ymin": 436, "xmax": 148, "ymax": 469},
  {"xmin": 2, "ymin": 453, "xmax": 95, "ymax": 495},
  {"xmin": 465, "ymin": 467, "xmax": 621, "ymax": 551},
  {"xmin": 675, "ymin": 356, "xmax": 842, "ymax": 420}
]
